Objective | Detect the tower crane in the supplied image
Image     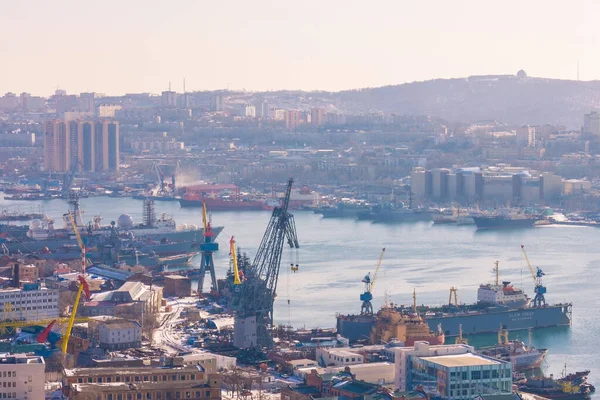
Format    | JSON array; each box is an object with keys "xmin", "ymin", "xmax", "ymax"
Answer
[
  {"xmin": 360, "ymin": 248, "xmax": 386, "ymax": 315},
  {"xmin": 67, "ymin": 211, "xmax": 88, "ymax": 275},
  {"xmin": 61, "ymin": 275, "xmax": 90, "ymax": 353},
  {"xmin": 521, "ymin": 244, "xmax": 546, "ymax": 307},
  {"xmin": 233, "ymin": 178, "xmax": 299, "ymax": 349},
  {"xmin": 198, "ymin": 201, "xmax": 219, "ymax": 296},
  {"xmin": 152, "ymin": 162, "xmax": 168, "ymax": 196}
]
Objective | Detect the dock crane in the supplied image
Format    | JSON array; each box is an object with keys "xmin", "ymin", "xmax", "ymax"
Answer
[
  {"xmin": 449, "ymin": 287, "xmax": 458, "ymax": 307},
  {"xmin": 230, "ymin": 237, "xmax": 242, "ymax": 285},
  {"xmin": 67, "ymin": 211, "xmax": 88, "ymax": 275},
  {"xmin": 60, "ymin": 275, "xmax": 90, "ymax": 353},
  {"xmin": 198, "ymin": 201, "xmax": 219, "ymax": 296},
  {"xmin": 360, "ymin": 248, "xmax": 386, "ymax": 316},
  {"xmin": 233, "ymin": 178, "xmax": 299, "ymax": 349},
  {"xmin": 521, "ymin": 244, "xmax": 547, "ymax": 307}
]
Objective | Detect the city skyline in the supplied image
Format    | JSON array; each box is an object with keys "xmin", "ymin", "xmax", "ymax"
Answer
[{"xmin": 2, "ymin": 0, "xmax": 600, "ymax": 95}]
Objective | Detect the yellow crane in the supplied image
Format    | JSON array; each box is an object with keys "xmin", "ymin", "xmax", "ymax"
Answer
[
  {"xmin": 67, "ymin": 211, "xmax": 88, "ymax": 274},
  {"xmin": 0, "ymin": 317, "xmax": 91, "ymax": 335},
  {"xmin": 359, "ymin": 248, "xmax": 386, "ymax": 315},
  {"xmin": 230, "ymin": 237, "xmax": 242, "ymax": 285},
  {"xmin": 201, "ymin": 200, "xmax": 209, "ymax": 232},
  {"xmin": 521, "ymin": 245, "xmax": 547, "ymax": 307},
  {"xmin": 61, "ymin": 210, "xmax": 91, "ymax": 353},
  {"xmin": 61, "ymin": 275, "xmax": 90, "ymax": 353}
]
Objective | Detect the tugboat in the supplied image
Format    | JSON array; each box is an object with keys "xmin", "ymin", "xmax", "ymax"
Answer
[{"xmin": 518, "ymin": 366, "xmax": 595, "ymax": 399}]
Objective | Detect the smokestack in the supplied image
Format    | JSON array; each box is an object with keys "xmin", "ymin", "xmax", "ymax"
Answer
[{"xmin": 12, "ymin": 263, "xmax": 19, "ymax": 288}]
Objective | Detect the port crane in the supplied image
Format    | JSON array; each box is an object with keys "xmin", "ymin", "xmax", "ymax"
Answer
[
  {"xmin": 61, "ymin": 275, "xmax": 90, "ymax": 353},
  {"xmin": 233, "ymin": 178, "xmax": 299, "ymax": 349},
  {"xmin": 521, "ymin": 244, "xmax": 546, "ymax": 307},
  {"xmin": 197, "ymin": 201, "xmax": 219, "ymax": 296},
  {"xmin": 360, "ymin": 248, "xmax": 386, "ymax": 316},
  {"xmin": 152, "ymin": 163, "xmax": 169, "ymax": 196},
  {"xmin": 449, "ymin": 287, "xmax": 458, "ymax": 307}
]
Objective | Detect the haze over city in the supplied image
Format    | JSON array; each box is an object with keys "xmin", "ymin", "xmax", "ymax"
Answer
[{"xmin": 3, "ymin": 0, "xmax": 600, "ymax": 95}]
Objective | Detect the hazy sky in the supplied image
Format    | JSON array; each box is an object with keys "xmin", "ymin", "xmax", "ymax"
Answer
[{"xmin": 1, "ymin": 0, "xmax": 598, "ymax": 95}]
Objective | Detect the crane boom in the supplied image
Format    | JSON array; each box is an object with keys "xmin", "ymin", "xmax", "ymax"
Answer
[
  {"xmin": 520, "ymin": 245, "xmax": 537, "ymax": 281},
  {"xmin": 61, "ymin": 276, "xmax": 90, "ymax": 353},
  {"xmin": 68, "ymin": 211, "xmax": 87, "ymax": 274},
  {"xmin": 202, "ymin": 201, "xmax": 209, "ymax": 233},
  {"xmin": 231, "ymin": 237, "xmax": 242, "ymax": 285},
  {"xmin": 369, "ymin": 248, "xmax": 386, "ymax": 293}
]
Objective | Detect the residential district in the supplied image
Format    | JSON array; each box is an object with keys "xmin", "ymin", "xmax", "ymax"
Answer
[{"xmin": 0, "ymin": 77, "xmax": 597, "ymax": 399}]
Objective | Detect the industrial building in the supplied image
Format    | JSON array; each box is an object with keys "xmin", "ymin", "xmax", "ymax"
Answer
[
  {"xmin": 81, "ymin": 281, "xmax": 162, "ymax": 318},
  {"xmin": 392, "ymin": 342, "xmax": 512, "ymax": 400},
  {"xmin": 0, "ymin": 353, "xmax": 45, "ymax": 400},
  {"xmin": 411, "ymin": 166, "xmax": 570, "ymax": 205}
]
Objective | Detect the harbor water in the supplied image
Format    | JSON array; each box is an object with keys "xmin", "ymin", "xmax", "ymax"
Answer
[{"xmin": 1, "ymin": 196, "xmax": 597, "ymax": 380}]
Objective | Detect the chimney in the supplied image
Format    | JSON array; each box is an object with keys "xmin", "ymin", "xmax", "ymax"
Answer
[{"xmin": 12, "ymin": 263, "xmax": 19, "ymax": 288}]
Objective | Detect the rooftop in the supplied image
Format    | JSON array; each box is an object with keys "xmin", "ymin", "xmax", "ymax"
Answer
[
  {"xmin": 421, "ymin": 353, "xmax": 501, "ymax": 367},
  {"xmin": 0, "ymin": 353, "xmax": 44, "ymax": 365}
]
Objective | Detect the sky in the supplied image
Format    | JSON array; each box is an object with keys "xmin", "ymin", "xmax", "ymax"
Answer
[{"xmin": 1, "ymin": 0, "xmax": 599, "ymax": 96}]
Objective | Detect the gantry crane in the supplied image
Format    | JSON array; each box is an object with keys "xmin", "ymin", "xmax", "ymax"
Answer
[
  {"xmin": 449, "ymin": 287, "xmax": 458, "ymax": 307},
  {"xmin": 521, "ymin": 244, "xmax": 547, "ymax": 307},
  {"xmin": 233, "ymin": 178, "xmax": 299, "ymax": 349},
  {"xmin": 360, "ymin": 248, "xmax": 386, "ymax": 315},
  {"xmin": 198, "ymin": 201, "xmax": 219, "ymax": 296},
  {"xmin": 61, "ymin": 275, "xmax": 90, "ymax": 353}
]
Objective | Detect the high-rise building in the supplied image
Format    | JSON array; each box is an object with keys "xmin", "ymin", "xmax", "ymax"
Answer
[
  {"xmin": 81, "ymin": 121, "xmax": 95, "ymax": 172},
  {"xmin": 516, "ymin": 125, "xmax": 536, "ymax": 147},
  {"xmin": 238, "ymin": 104, "xmax": 256, "ymax": 118},
  {"xmin": 311, "ymin": 108, "xmax": 326, "ymax": 126},
  {"xmin": 255, "ymin": 101, "xmax": 269, "ymax": 118},
  {"xmin": 161, "ymin": 91, "xmax": 177, "ymax": 108},
  {"xmin": 285, "ymin": 110, "xmax": 300, "ymax": 130},
  {"xmin": 0, "ymin": 354, "xmax": 45, "ymax": 400},
  {"xmin": 44, "ymin": 119, "xmax": 118, "ymax": 173},
  {"xmin": 42, "ymin": 120, "xmax": 70, "ymax": 172},
  {"xmin": 583, "ymin": 111, "xmax": 600, "ymax": 136},
  {"xmin": 210, "ymin": 94, "xmax": 224, "ymax": 111},
  {"xmin": 79, "ymin": 92, "xmax": 95, "ymax": 112}
]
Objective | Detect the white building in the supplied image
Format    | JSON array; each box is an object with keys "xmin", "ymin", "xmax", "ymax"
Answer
[
  {"xmin": 583, "ymin": 111, "xmax": 600, "ymax": 136},
  {"xmin": 516, "ymin": 125, "xmax": 536, "ymax": 147},
  {"xmin": 238, "ymin": 104, "xmax": 256, "ymax": 118},
  {"xmin": 390, "ymin": 341, "xmax": 476, "ymax": 391},
  {"xmin": 0, "ymin": 286, "xmax": 59, "ymax": 322},
  {"xmin": 315, "ymin": 347, "xmax": 364, "ymax": 367},
  {"xmin": 0, "ymin": 353, "xmax": 45, "ymax": 400},
  {"xmin": 180, "ymin": 352, "xmax": 236, "ymax": 372},
  {"xmin": 98, "ymin": 320, "xmax": 142, "ymax": 350}
]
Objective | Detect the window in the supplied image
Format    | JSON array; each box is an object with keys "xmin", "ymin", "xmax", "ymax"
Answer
[
  {"xmin": 144, "ymin": 376, "xmax": 149, "ymax": 382},
  {"xmin": 471, "ymin": 371, "xmax": 481, "ymax": 380},
  {"xmin": 483, "ymin": 370, "xmax": 490, "ymax": 379},
  {"xmin": 153, "ymin": 375, "xmax": 158, "ymax": 382},
  {"xmin": 190, "ymin": 374, "xmax": 195, "ymax": 380},
  {"xmin": 206, "ymin": 391, "xmax": 211, "ymax": 398},
  {"xmin": 180, "ymin": 374, "xmax": 185, "ymax": 380},
  {"xmin": 137, "ymin": 394, "xmax": 142, "ymax": 400},
  {"xmin": 98, "ymin": 377, "xmax": 103, "ymax": 383}
]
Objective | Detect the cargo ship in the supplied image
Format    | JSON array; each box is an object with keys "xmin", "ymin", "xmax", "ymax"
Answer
[
  {"xmin": 408, "ymin": 262, "xmax": 571, "ymax": 337},
  {"xmin": 339, "ymin": 262, "xmax": 571, "ymax": 340},
  {"xmin": 473, "ymin": 209, "xmax": 541, "ymax": 230}
]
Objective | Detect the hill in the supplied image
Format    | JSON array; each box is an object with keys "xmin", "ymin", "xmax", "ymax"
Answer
[{"xmin": 335, "ymin": 74, "xmax": 600, "ymax": 129}]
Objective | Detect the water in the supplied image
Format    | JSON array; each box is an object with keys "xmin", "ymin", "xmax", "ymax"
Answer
[{"xmin": 1, "ymin": 196, "xmax": 597, "ymax": 380}]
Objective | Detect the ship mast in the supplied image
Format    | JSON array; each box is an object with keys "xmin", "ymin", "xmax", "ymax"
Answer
[
  {"xmin": 494, "ymin": 261, "xmax": 499, "ymax": 286},
  {"xmin": 413, "ymin": 288, "xmax": 417, "ymax": 314}
]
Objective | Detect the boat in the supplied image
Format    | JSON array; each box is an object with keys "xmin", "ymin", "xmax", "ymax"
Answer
[
  {"xmin": 410, "ymin": 261, "xmax": 571, "ymax": 337},
  {"xmin": 433, "ymin": 208, "xmax": 475, "ymax": 225},
  {"xmin": 357, "ymin": 203, "xmax": 433, "ymax": 223},
  {"xmin": 179, "ymin": 196, "xmax": 265, "ymax": 210},
  {"xmin": 369, "ymin": 305, "xmax": 445, "ymax": 346},
  {"xmin": 341, "ymin": 261, "xmax": 572, "ymax": 339},
  {"xmin": 479, "ymin": 328, "xmax": 548, "ymax": 370},
  {"xmin": 314, "ymin": 201, "xmax": 372, "ymax": 218},
  {"xmin": 518, "ymin": 368, "xmax": 595, "ymax": 399},
  {"xmin": 473, "ymin": 209, "xmax": 541, "ymax": 230},
  {"xmin": 0, "ymin": 198, "xmax": 223, "ymax": 253}
]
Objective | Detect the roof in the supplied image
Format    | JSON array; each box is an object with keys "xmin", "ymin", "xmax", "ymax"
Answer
[
  {"xmin": 87, "ymin": 265, "xmax": 133, "ymax": 281},
  {"xmin": 287, "ymin": 358, "xmax": 318, "ymax": 366},
  {"xmin": 70, "ymin": 381, "xmax": 211, "ymax": 393},
  {"xmin": 421, "ymin": 353, "xmax": 501, "ymax": 367},
  {"xmin": 332, "ymin": 380, "xmax": 378, "ymax": 395},
  {"xmin": 475, "ymin": 394, "xmax": 522, "ymax": 400},
  {"xmin": 290, "ymin": 385, "xmax": 321, "ymax": 396},
  {"xmin": 100, "ymin": 320, "xmax": 140, "ymax": 330}
]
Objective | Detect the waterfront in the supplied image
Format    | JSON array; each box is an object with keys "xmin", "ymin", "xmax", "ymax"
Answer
[{"xmin": 1, "ymin": 196, "xmax": 597, "ymax": 380}]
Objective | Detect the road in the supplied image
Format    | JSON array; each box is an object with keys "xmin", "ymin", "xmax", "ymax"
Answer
[{"xmin": 153, "ymin": 300, "xmax": 187, "ymax": 353}]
